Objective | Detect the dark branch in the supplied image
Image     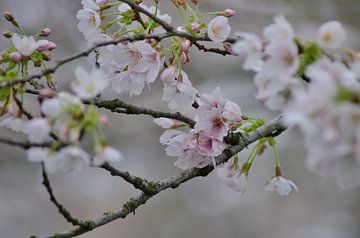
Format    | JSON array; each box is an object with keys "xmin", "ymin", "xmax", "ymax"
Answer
[{"xmin": 41, "ymin": 164, "xmax": 83, "ymax": 227}]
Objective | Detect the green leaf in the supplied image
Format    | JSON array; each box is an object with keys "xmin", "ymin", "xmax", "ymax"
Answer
[{"xmin": 297, "ymin": 42, "xmax": 323, "ymax": 77}]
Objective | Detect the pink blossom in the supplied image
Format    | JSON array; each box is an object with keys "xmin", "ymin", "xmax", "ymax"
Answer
[
  {"xmin": 195, "ymin": 109, "xmax": 229, "ymax": 140},
  {"xmin": 207, "ymin": 16, "xmax": 231, "ymax": 43}
]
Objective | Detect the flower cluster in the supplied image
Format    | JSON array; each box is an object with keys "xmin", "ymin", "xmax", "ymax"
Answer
[
  {"xmin": 26, "ymin": 85, "xmax": 122, "ymax": 173},
  {"xmin": 157, "ymin": 87, "xmax": 242, "ymax": 169},
  {"xmin": 232, "ymin": 15, "xmax": 360, "ymax": 188}
]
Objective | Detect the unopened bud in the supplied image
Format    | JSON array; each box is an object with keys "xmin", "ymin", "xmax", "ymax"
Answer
[
  {"xmin": 222, "ymin": 9, "xmax": 237, "ymax": 17},
  {"xmin": 96, "ymin": 0, "xmax": 107, "ymax": 6},
  {"xmin": 37, "ymin": 40, "xmax": 50, "ymax": 52},
  {"xmin": 47, "ymin": 42, "xmax": 57, "ymax": 51},
  {"xmin": 3, "ymin": 30, "xmax": 13, "ymax": 38},
  {"xmin": 181, "ymin": 40, "xmax": 191, "ymax": 51},
  {"xmin": 4, "ymin": 11, "xmax": 14, "ymax": 21},
  {"xmin": 39, "ymin": 88, "xmax": 56, "ymax": 97},
  {"xmin": 191, "ymin": 0, "xmax": 199, "ymax": 4},
  {"xmin": 3, "ymin": 11, "xmax": 20, "ymax": 28},
  {"xmin": 39, "ymin": 28, "xmax": 52, "ymax": 37},
  {"xmin": 191, "ymin": 22, "xmax": 201, "ymax": 32},
  {"xmin": 9, "ymin": 51, "xmax": 22, "ymax": 63},
  {"xmin": 181, "ymin": 51, "xmax": 189, "ymax": 64},
  {"xmin": 45, "ymin": 74, "xmax": 57, "ymax": 91},
  {"xmin": 171, "ymin": 0, "xmax": 187, "ymax": 7}
]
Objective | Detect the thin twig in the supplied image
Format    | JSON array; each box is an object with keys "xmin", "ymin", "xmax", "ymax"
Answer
[
  {"xmin": 41, "ymin": 164, "xmax": 83, "ymax": 227},
  {"xmin": 101, "ymin": 163, "xmax": 156, "ymax": 194},
  {"xmin": 192, "ymin": 41, "xmax": 231, "ymax": 56}
]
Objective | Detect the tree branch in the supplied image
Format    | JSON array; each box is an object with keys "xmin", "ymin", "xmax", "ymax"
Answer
[
  {"xmin": 86, "ymin": 97, "xmax": 196, "ymax": 128},
  {"xmin": 25, "ymin": 89, "xmax": 196, "ymax": 128},
  {"xmin": 101, "ymin": 163, "xmax": 156, "ymax": 194},
  {"xmin": 35, "ymin": 116, "xmax": 287, "ymax": 238},
  {"xmin": 41, "ymin": 164, "xmax": 83, "ymax": 227}
]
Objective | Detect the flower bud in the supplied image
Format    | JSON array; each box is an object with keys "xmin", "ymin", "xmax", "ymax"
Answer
[
  {"xmin": 39, "ymin": 28, "xmax": 52, "ymax": 37},
  {"xmin": 4, "ymin": 11, "xmax": 14, "ymax": 21},
  {"xmin": 171, "ymin": 0, "xmax": 187, "ymax": 7},
  {"xmin": 181, "ymin": 40, "xmax": 191, "ymax": 51},
  {"xmin": 96, "ymin": 0, "xmax": 107, "ymax": 6},
  {"xmin": 46, "ymin": 74, "xmax": 57, "ymax": 91},
  {"xmin": 181, "ymin": 51, "xmax": 189, "ymax": 64},
  {"xmin": 9, "ymin": 51, "xmax": 22, "ymax": 63},
  {"xmin": 191, "ymin": 0, "xmax": 199, "ymax": 4},
  {"xmin": 3, "ymin": 11, "xmax": 20, "ymax": 28},
  {"xmin": 191, "ymin": 22, "xmax": 201, "ymax": 32},
  {"xmin": 39, "ymin": 88, "xmax": 56, "ymax": 97},
  {"xmin": 222, "ymin": 9, "xmax": 237, "ymax": 17},
  {"xmin": 36, "ymin": 40, "xmax": 50, "ymax": 52},
  {"xmin": 47, "ymin": 42, "xmax": 57, "ymax": 51},
  {"xmin": 3, "ymin": 30, "xmax": 13, "ymax": 38}
]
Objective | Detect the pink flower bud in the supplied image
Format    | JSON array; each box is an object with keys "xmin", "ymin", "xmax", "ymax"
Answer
[
  {"xmin": 36, "ymin": 40, "xmax": 50, "ymax": 52},
  {"xmin": 181, "ymin": 40, "xmax": 191, "ymax": 51},
  {"xmin": 176, "ymin": 26, "xmax": 186, "ymax": 33},
  {"xmin": 224, "ymin": 9, "xmax": 236, "ymax": 17},
  {"xmin": 39, "ymin": 28, "xmax": 52, "ymax": 37},
  {"xmin": 4, "ymin": 11, "xmax": 14, "ymax": 21},
  {"xmin": 191, "ymin": 22, "xmax": 201, "ymax": 32},
  {"xmin": 9, "ymin": 51, "xmax": 22, "ymax": 63},
  {"xmin": 96, "ymin": 0, "xmax": 108, "ymax": 6},
  {"xmin": 191, "ymin": 0, "xmax": 199, "ymax": 4},
  {"xmin": 47, "ymin": 42, "xmax": 57, "ymax": 51},
  {"xmin": 181, "ymin": 51, "xmax": 189, "ymax": 64},
  {"xmin": 100, "ymin": 115, "xmax": 109, "ymax": 125},
  {"xmin": 39, "ymin": 88, "xmax": 55, "ymax": 97}
]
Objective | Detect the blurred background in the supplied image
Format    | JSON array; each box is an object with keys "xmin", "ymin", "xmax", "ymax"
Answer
[{"xmin": 1, "ymin": 0, "xmax": 360, "ymax": 237}]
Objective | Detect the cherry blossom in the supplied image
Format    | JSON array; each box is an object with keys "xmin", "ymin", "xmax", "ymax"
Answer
[
  {"xmin": 195, "ymin": 87, "xmax": 242, "ymax": 138},
  {"xmin": 160, "ymin": 130, "xmax": 221, "ymax": 170},
  {"xmin": 110, "ymin": 41, "xmax": 164, "ymax": 96},
  {"xmin": 93, "ymin": 146, "xmax": 123, "ymax": 166},
  {"xmin": 265, "ymin": 176, "xmax": 298, "ymax": 196},
  {"xmin": 317, "ymin": 21, "xmax": 347, "ymax": 51},
  {"xmin": 232, "ymin": 32, "xmax": 264, "ymax": 72},
  {"xmin": 207, "ymin": 16, "xmax": 231, "ymax": 43},
  {"xmin": 153, "ymin": 118, "xmax": 175, "ymax": 129},
  {"xmin": 195, "ymin": 109, "xmax": 229, "ymax": 140},
  {"xmin": 56, "ymin": 146, "xmax": 90, "ymax": 173},
  {"xmin": 161, "ymin": 67, "xmax": 197, "ymax": 110},
  {"xmin": 11, "ymin": 34, "xmax": 37, "ymax": 57},
  {"xmin": 71, "ymin": 66, "xmax": 108, "ymax": 99},
  {"xmin": 26, "ymin": 147, "xmax": 58, "ymax": 174},
  {"xmin": 217, "ymin": 160, "xmax": 248, "ymax": 193},
  {"xmin": 77, "ymin": 6, "xmax": 102, "ymax": 45},
  {"xmin": 263, "ymin": 15, "xmax": 294, "ymax": 43},
  {"xmin": 25, "ymin": 118, "xmax": 51, "ymax": 144}
]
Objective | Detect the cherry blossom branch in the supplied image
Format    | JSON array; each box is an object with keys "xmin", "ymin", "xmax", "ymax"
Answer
[
  {"xmin": 192, "ymin": 41, "xmax": 231, "ymax": 56},
  {"xmin": 0, "ymin": 137, "xmax": 30, "ymax": 149},
  {"xmin": 1, "ymin": 2, "xmax": 237, "ymax": 90},
  {"xmin": 25, "ymin": 89, "xmax": 196, "ymax": 127},
  {"xmin": 101, "ymin": 163, "xmax": 156, "ymax": 194},
  {"xmin": 35, "ymin": 116, "xmax": 286, "ymax": 238},
  {"xmin": 0, "ymin": 33, "xmax": 172, "ymax": 90},
  {"xmin": 86, "ymin": 97, "xmax": 196, "ymax": 127},
  {"xmin": 41, "ymin": 164, "xmax": 83, "ymax": 227}
]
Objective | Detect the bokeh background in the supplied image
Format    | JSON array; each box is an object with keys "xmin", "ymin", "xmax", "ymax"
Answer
[{"xmin": 1, "ymin": 0, "xmax": 360, "ymax": 237}]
